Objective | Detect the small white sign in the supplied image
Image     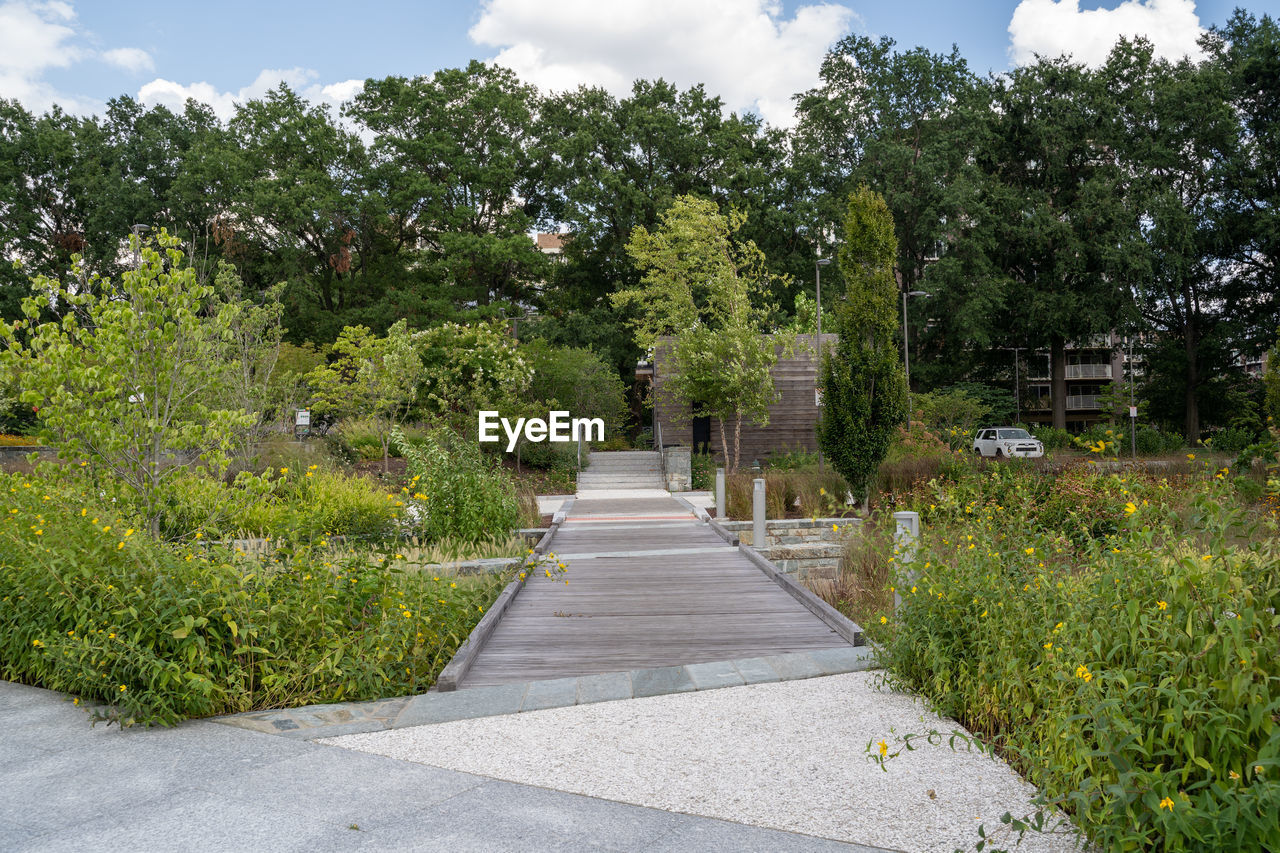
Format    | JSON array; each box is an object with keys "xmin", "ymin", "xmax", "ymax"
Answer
[
  {"xmin": 815, "ymin": 388, "xmax": 824, "ymax": 407},
  {"xmin": 1129, "ymin": 406, "xmax": 1138, "ymax": 419},
  {"xmin": 296, "ymin": 410, "xmax": 310, "ymax": 426}
]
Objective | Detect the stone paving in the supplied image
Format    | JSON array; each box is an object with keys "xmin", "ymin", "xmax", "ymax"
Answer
[
  {"xmin": 214, "ymin": 646, "xmax": 876, "ymax": 740},
  {"xmin": 1, "ymin": 679, "xmax": 890, "ymax": 852}
]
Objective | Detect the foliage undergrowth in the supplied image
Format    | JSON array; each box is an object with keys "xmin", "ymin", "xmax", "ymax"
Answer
[
  {"xmin": 0, "ymin": 472, "xmax": 527, "ymax": 726},
  {"xmin": 862, "ymin": 458, "xmax": 1280, "ymax": 850}
]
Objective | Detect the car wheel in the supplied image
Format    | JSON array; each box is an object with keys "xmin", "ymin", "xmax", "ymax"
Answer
[
  {"xmin": 973, "ymin": 447, "xmax": 983, "ymax": 457},
  {"xmin": 994, "ymin": 449, "xmax": 1004, "ymax": 459}
]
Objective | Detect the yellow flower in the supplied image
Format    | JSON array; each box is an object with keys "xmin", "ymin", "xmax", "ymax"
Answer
[
  {"xmin": 1157, "ymin": 600, "xmax": 1167, "ymax": 610},
  {"xmin": 880, "ymin": 616, "xmax": 888, "ymax": 625},
  {"xmin": 1186, "ymin": 453, "xmax": 1195, "ymax": 461},
  {"xmin": 1044, "ymin": 642, "xmax": 1053, "ymax": 649},
  {"xmin": 450, "ymin": 582, "xmax": 457, "ymax": 589},
  {"xmin": 124, "ymin": 528, "xmax": 134, "ymax": 537},
  {"xmin": 980, "ymin": 609, "xmax": 988, "ymax": 617},
  {"xmin": 108, "ymin": 633, "xmax": 115, "ymax": 639},
  {"xmin": 1229, "ymin": 771, "xmax": 1241, "ymax": 781},
  {"xmin": 280, "ymin": 467, "xmax": 288, "ymax": 475},
  {"xmin": 117, "ymin": 542, "xmax": 124, "ymax": 549},
  {"xmin": 31, "ymin": 639, "xmax": 43, "ymax": 647},
  {"xmin": 119, "ymin": 685, "xmax": 127, "ymax": 692},
  {"xmin": 1124, "ymin": 502, "xmax": 1137, "ymax": 515},
  {"xmin": 1158, "ymin": 797, "xmax": 1174, "ymax": 811},
  {"xmin": 1025, "ymin": 547, "xmax": 1035, "ymax": 555},
  {"xmin": 1075, "ymin": 665, "xmax": 1093, "ymax": 683},
  {"xmin": 878, "ymin": 740, "xmax": 888, "ymax": 757},
  {"xmin": 832, "ymin": 523, "xmax": 839, "ymax": 532}
]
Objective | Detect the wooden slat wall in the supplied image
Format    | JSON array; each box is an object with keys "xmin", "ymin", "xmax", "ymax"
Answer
[{"xmin": 652, "ymin": 335, "xmax": 836, "ymax": 463}]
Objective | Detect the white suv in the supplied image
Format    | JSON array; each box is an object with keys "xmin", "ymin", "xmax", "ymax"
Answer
[{"xmin": 973, "ymin": 427, "xmax": 1044, "ymax": 459}]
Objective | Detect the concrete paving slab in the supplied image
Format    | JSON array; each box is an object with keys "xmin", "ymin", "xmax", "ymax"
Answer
[
  {"xmin": 17, "ymin": 785, "xmax": 341, "ymax": 853},
  {"xmin": 809, "ymin": 645, "xmax": 877, "ymax": 676},
  {"xmin": 764, "ymin": 653, "xmax": 826, "ymax": 680},
  {"xmin": 394, "ymin": 682, "xmax": 527, "ymax": 727},
  {"xmin": 733, "ymin": 656, "xmax": 783, "ymax": 684},
  {"xmin": 214, "ymin": 748, "xmax": 486, "ymax": 831},
  {"xmin": 631, "ymin": 665, "xmax": 696, "ymax": 698},
  {"xmin": 577, "ymin": 671, "xmax": 632, "ymax": 704},
  {"xmin": 645, "ymin": 819, "xmax": 887, "ymax": 852},
  {"xmin": 686, "ymin": 660, "xmax": 747, "ymax": 691},
  {"xmin": 521, "ymin": 676, "xmax": 581, "ymax": 711}
]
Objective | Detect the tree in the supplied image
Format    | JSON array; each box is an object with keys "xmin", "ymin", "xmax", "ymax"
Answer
[
  {"xmin": 818, "ymin": 187, "xmax": 907, "ymax": 501},
  {"xmin": 927, "ymin": 57, "xmax": 1134, "ymax": 429},
  {"xmin": 412, "ymin": 319, "xmax": 531, "ymax": 428},
  {"xmin": 617, "ymin": 195, "xmax": 788, "ymax": 471},
  {"xmin": 0, "ymin": 231, "xmax": 252, "ymax": 535},
  {"xmin": 307, "ymin": 320, "xmax": 422, "ymax": 472},
  {"xmin": 347, "ymin": 63, "xmax": 550, "ymax": 314}
]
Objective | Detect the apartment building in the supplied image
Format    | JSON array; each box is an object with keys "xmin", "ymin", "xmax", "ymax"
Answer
[{"xmin": 1021, "ymin": 334, "xmax": 1138, "ymax": 431}]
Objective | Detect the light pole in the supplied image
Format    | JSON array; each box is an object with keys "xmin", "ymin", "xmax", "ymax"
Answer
[
  {"xmin": 902, "ymin": 289, "xmax": 929, "ymax": 421},
  {"xmin": 815, "ymin": 258, "xmax": 831, "ymax": 471},
  {"xmin": 130, "ymin": 223, "xmax": 151, "ymax": 268},
  {"xmin": 1127, "ymin": 336, "xmax": 1137, "ymax": 459}
]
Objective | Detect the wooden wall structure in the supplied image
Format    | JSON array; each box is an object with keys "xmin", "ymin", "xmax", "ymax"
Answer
[{"xmin": 648, "ymin": 334, "xmax": 836, "ymax": 464}]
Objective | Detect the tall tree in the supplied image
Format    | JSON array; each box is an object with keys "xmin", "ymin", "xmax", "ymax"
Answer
[
  {"xmin": 927, "ymin": 58, "xmax": 1133, "ymax": 429},
  {"xmin": 1105, "ymin": 38, "xmax": 1241, "ymax": 439},
  {"xmin": 818, "ymin": 186, "xmax": 907, "ymax": 501},
  {"xmin": 347, "ymin": 63, "xmax": 550, "ymax": 316}
]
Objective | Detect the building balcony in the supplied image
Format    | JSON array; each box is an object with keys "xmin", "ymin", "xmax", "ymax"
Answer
[{"xmin": 1066, "ymin": 394, "xmax": 1101, "ymax": 410}]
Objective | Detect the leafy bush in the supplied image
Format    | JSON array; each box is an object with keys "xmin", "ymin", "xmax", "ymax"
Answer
[
  {"xmin": 1031, "ymin": 425, "xmax": 1073, "ymax": 451},
  {"xmin": 0, "ymin": 473, "xmax": 510, "ymax": 726},
  {"xmin": 1135, "ymin": 425, "xmax": 1185, "ymax": 456},
  {"xmin": 399, "ymin": 427, "xmax": 520, "ymax": 544},
  {"xmin": 725, "ymin": 467, "xmax": 850, "ymax": 519},
  {"xmin": 691, "ymin": 451, "xmax": 715, "ymax": 490},
  {"xmin": 864, "ymin": 464, "xmax": 1280, "ymax": 850},
  {"xmin": 767, "ymin": 447, "xmax": 821, "ymax": 470},
  {"xmin": 1204, "ymin": 426, "xmax": 1258, "ymax": 454},
  {"xmin": 517, "ymin": 440, "xmax": 577, "ymax": 472}
]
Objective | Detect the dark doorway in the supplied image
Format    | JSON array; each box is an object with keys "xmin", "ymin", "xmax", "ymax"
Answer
[{"xmin": 692, "ymin": 414, "xmax": 712, "ymax": 455}]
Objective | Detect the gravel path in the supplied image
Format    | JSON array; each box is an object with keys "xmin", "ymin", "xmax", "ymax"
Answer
[{"xmin": 327, "ymin": 672, "xmax": 1081, "ymax": 853}]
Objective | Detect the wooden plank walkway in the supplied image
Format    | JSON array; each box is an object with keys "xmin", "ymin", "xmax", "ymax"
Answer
[{"xmin": 461, "ymin": 495, "xmax": 851, "ymax": 688}]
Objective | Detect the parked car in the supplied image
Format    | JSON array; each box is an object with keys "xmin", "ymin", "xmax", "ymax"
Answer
[{"xmin": 973, "ymin": 427, "xmax": 1044, "ymax": 459}]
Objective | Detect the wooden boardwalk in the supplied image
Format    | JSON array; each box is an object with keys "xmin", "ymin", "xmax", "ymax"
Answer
[{"xmin": 461, "ymin": 495, "xmax": 851, "ymax": 688}]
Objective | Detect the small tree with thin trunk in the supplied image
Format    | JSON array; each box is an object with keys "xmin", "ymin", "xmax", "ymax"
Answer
[
  {"xmin": 818, "ymin": 186, "xmax": 907, "ymax": 504},
  {"xmin": 0, "ymin": 231, "xmax": 252, "ymax": 536},
  {"xmin": 616, "ymin": 195, "xmax": 790, "ymax": 472}
]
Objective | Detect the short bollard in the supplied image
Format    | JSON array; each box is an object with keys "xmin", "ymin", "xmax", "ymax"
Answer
[
  {"xmin": 715, "ymin": 467, "xmax": 726, "ymax": 519},
  {"xmin": 752, "ymin": 478, "xmax": 766, "ymax": 547},
  {"xmin": 892, "ymin": 510, "xmax": 920, "ymax": 611}
]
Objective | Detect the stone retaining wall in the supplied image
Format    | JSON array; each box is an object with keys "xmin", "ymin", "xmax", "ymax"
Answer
[{"xmin": 721, "ymin": 517, "xmax": 861, "ymax": 579}]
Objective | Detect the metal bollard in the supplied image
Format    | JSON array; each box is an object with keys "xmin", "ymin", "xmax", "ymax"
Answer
[
  {"xmin": 892, "ymin": 511, "xmax": 920, "ymax": 611},
  {"xmin": 715, "ymin": 467, "xmax": 726, "ymax": 519},
  {"xmin": 752, "ymin": 478, "xmax": 766, "ymax": 548}
]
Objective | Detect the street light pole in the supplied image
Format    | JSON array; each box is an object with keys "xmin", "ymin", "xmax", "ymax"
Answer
[
  {"xmin": 1128, "ymin": 336, "xmax": 1137, "ymax": 459},
  {"xmin": 130, "ymin": 223, "xmax": 151, "ymax": 268},
  {"xmin": 815, "ymin": 258, "xmax": 831, "ymax": 471},
  {"xmin": 902, "ymin": 289, "xmax": 929, "ymax": 422}
]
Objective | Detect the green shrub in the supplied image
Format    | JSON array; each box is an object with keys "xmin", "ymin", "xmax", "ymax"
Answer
[
  {"xmin": 1135, "ymin": 425, "xmax": 1185, "ymax": 455},
  {"xmin": 1030, "ymin": 425, "xmax": 1073, "ymax": 451},
  {"xmin": 399, "ymin": 427, "xmax": 520, "ymax": 544},
  {"xmin": 0, "ymin": 473, "xmax": 510, "ymax": 726},
  {"xmin": 518, "ymin": 440, "xmax": 577, "ymax": 472},
  {"xmin": 869, "ymin": 465, "xmax": 1280, "ymax": 850},
  {"xmin": 691, "ymin": 452, "xmax": 715, "ymax": 490},
  {"xmin": 767, "ymin": 447, "xmax": 821, "ymax": 470},
  {"xmin": 1204, "ymin": 426, "xmax": 1258, "ymax": 454}
]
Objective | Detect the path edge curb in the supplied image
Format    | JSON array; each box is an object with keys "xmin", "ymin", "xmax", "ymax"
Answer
[
  {"xmin": 738, "ymin": 543, "xmax": 865, "ymax": 647},
  {"xmin": 435, "ymin": 512, "xmax": 565, "ymax": 691}
]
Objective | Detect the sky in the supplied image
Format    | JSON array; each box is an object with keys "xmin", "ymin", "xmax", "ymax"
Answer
[{"xmin": 2, "ymin": 0, "xmax": 1277, "ymax": 128}]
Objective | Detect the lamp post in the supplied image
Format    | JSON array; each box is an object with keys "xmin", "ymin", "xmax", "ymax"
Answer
[
  {"xmin": 902, "ymin": 289, "xmax": 929, "ymax": 421},
  {"xmin": 130, "ymin": 223, "xmax": 151, "ymax": 268},
  {"xmin": 815, "ymin": 257, "xmax": 831, "ymax": 471},
  {"xmin": 1127, "ymin": 336, "xmax": 1137, "ymax": 459}
]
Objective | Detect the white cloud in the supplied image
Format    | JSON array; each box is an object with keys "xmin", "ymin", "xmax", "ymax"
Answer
[
  {"xmin": 0, "ymin": 0, "xmax": 85, "ymax": 110},
  {"xmin": 468, "ymin": 0, "xmax": 855, "ymax": 128},
  {"xmin": 101, "ymin": 47, "xmax": 154, "ymax": 74},
  {"xmin": 1008, "ymin": 0, "xmax": 1205, "ymax": 67},
  {"xmin": 137, "ymin": 68, "xmax": 363, "ymax": 121}
]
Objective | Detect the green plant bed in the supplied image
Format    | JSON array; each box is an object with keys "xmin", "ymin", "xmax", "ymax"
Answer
[
  {"xmin": 0, "ymin": 472, "xmax": 531, "ymax": 726},
  {"xmin": 856, "ymin": 461, "xmax": 1280, "ymax": 850}
]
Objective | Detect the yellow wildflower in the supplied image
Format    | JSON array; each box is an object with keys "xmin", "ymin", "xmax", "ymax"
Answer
[{"xmin": 1158, "ymin": 797, "xmax": 1174, "ymax": 811}]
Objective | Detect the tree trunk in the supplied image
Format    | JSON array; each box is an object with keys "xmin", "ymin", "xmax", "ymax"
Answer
[
  {"xmin": 732, "ymin": 413, "xmax": 742, "ymax": 475},
  {"xmin": 1051, "ymin": 336, "xmax": 1067, "ymax": 431},
  {"xmin": 1184, "ymin": 330, "xmax": 1200, "ymax": 442},
  {"xmin": 718, "ymin": 417, "xmax": 731, "ymax": 474}
]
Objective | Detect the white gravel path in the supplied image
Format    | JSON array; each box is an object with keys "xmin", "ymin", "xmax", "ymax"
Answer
[{"xmin": 326, "ymin": 672, "xmax": 1081, "ymax": 853}]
